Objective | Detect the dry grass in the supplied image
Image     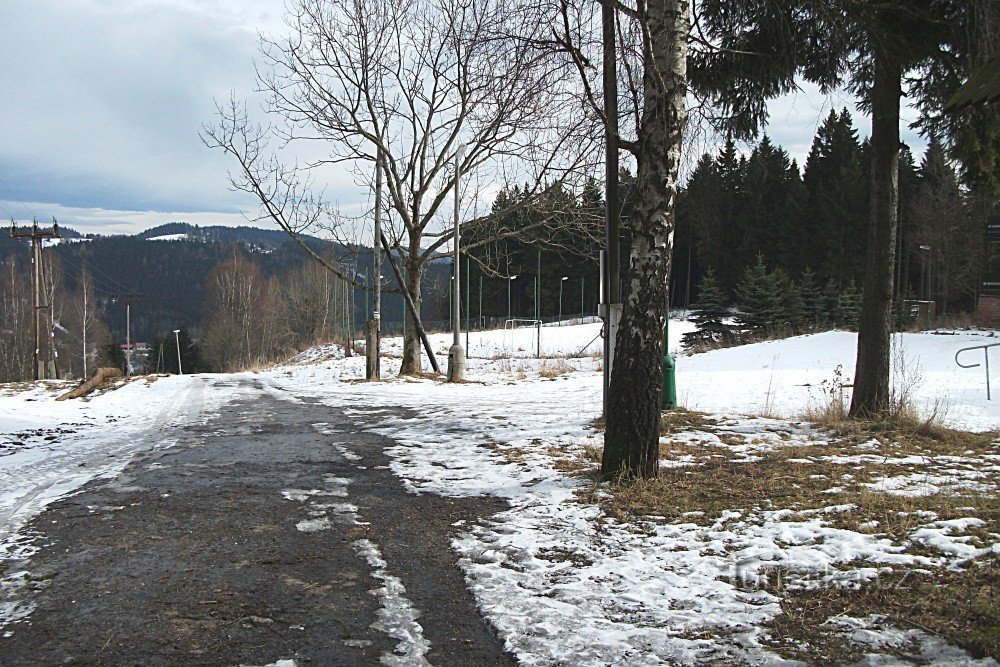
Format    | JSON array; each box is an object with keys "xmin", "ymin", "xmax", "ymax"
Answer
[
  {"xmin": 932, "ymin": 311, "xmax": 976, "ymax": 330},
  {"xmin": 538, "ymin": 359, "xmax": 575, "ymax": 379},
  {"xmin": 586, "ymin": 412, "xmax": 999, "ymax": 661},
  {"xmin": 765, "ymin": 563, "xmax": 1000, "ymax": 663},
  {"xmin": 659, "ymin": 408, "xmax": 714, "ymax": 435}
]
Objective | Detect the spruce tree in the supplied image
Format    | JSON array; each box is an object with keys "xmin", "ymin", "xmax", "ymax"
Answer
[
  {"xmin": 683, "ymin": 268, "xmax": 733, "ymax": 349},
  {"xmin": 803, "ymin": 110, "xmax": 867, "ymax": 286},
  {"xmin": 778, "ymin": 269, "xmax": 805, "ymax": 333},
  {"xmin": 736, "ymin": 254, "xmax": 787, "ymax": 338},
  {"xmin": 823, "ymin": 278, "xmax": 842, "ymax": 327},
  {"xmin": 836, "ymin": 280, "xmax": 862, "ymax": 330},
  {"xmin": 798, "ymin": 267, "xmax": 825, "ymax": 330}
]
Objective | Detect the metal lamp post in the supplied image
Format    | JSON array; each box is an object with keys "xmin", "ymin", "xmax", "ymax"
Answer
[
  {"xmin": 447, "ymin": 143, "xmax": 467, "ymax": 382},
  {"xmin": 920, "ymin": 244, "xmax": 932, "ymax": 328},
  {"xmin": 173, "ymin": 329, "xmax": 183, "ymax": 375},
  {"xmin": 558, "ymin": 276, "xmax": 568, "ymax": 325},
  {"xmin": 508, "ymin": 275, "xmax": 518, "ymax": 321}
]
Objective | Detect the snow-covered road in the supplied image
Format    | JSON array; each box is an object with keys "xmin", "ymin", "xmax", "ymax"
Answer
[{"xmin": 0, "ymin": 375, "xmax": 221, "ymax": 562}]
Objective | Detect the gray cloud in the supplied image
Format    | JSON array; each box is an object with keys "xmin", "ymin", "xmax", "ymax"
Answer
[
  {"xmin": 0, "ymin": 0, "xmax": 286, "ymax": 216},
  {"xmin": 1, "ymin": 2, "xmax": 931, "ymax": 235}
]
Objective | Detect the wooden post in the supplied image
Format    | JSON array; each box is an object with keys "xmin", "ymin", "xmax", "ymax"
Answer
[{"xmin": 11, "ymin": 219, "xmax": 60, "ymax": 379}]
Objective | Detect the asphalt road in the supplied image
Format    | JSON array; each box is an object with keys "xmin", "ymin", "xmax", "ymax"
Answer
[{"xmin": 0, "ymin": 378, "xmax": 514, "ymax": 666}]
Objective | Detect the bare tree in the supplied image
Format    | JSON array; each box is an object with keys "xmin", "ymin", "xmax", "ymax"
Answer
[
  {"xmin": 0, "ymin": 257, "xmax": 33, "ymax": 382},
  {"xmin": 202, "ymin": 251, "xmax": 285, "ymax": 371},
  {"xmin": 205, "ymin": 0, "xmax": 597, "ymax": 375},
  {"xmin": 283, "ymin": 257, "xmax": 340, "ymax": 346},
  {"xmin": 61, "ymin": 266, "xmax": 107, "ymax": 379}
]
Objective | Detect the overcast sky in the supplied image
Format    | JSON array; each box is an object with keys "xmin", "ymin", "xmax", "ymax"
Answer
[{"xmin": 0, "ymin": 0, "xmax": 927, "ymax": 236}]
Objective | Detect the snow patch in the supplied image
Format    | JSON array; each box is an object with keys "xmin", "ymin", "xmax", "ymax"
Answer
[{"xmin": 352, "ymin": 538, "xmax": 431, "ymax": 666}]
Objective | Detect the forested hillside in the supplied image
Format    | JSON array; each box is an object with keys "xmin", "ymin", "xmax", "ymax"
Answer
[
  {"xmin": 0, "ymin": 223, "xmax": 450, "ymax": 380},
  {"xmin": 466, "ymin": 109, "xmax": 994, "ymax": 325}
]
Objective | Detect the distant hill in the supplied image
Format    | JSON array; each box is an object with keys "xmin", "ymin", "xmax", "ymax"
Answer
[
  {"xmin": 135, "ymin": 222, "xmax": 330, "ymax": 250},
  {"xmin": 1, "ymin": 222, "xmax": 429, "ymax": 343}
]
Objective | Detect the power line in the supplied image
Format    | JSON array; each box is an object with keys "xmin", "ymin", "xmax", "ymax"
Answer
[
  {"xmin": 11, "ymin": 219, "xmax": 61, "ymax": 380},
  {"xmin": 74, "ymin": 250, "xmax": 133, "ymax": 294},
  {"xmin": 47, "ymin": 244, "xmax": 124, "ymax": 297}
]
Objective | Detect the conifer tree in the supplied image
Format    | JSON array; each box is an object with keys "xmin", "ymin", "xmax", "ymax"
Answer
[
  {"xmin": 778, "ymin": 269, "xmax": 805, "ymax": 332},
  {"xmin": 798, "ymin": 267, "xmax": 825, "ymax": 330},
  {"xmin": 803, "ymin": 109, "xmax": 867, "ymax": 286},
  {"xmin": 836, "ymin": 280, "xmax": 862, "ymax": 330},
  {"xmin": 736, "ymin": 254, "xmax": 787, "ymax": 338},
  {"xmin": 682, "ymin": 268, "xmax": 733, "ymax": 349},
  {"xmin": 822, "ymin": 278, "xmax": 841, "ymax": 328}
]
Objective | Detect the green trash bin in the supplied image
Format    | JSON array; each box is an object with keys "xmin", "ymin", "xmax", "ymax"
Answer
[{"xmin": 662, "ymin": 353, "xmax": 677, "ymax": 409}]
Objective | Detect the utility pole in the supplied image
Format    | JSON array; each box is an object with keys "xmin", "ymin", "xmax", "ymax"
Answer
[
  {"xmin": 508, "ymin": 275, "xmax": 518, "ymax": 322},
  {"xmin": 173, "ymin": 329, "xmax": 183, "ymax": 374},
  {"xmin": 448, "ymin": 143, "xmax": 467, "ymax": 383},
  {"xmin": 343, "ymin": 277, "xmax": 353, "ymax": 357},
  {"xmin": 372, "ymin": 211, "xmax": 381, "ymax": 367},
  {"xmin": 82, "ymin": 264, "xmax": 89, "ymax": 379},
  {"xmin": 465, "ymin": 254, "xmax": 470, "ymax": 351},
  {"xmin": 535, "ymin": 248, "xmax": 541, "ymax": 321},
  {"xmin": 559, "ymin": 276, "xmax": 568, "ymax": 325},
  {"xmin": 601, "ymin": 0, "xmax": 622, "ymax": 417},
  {"xmin": 368, "ymin": 151, "xmax": 383, "ymax": 380},
  {"xmin": 111, "ymin": 293, "xmax": 142, "ymax": 376},
  {"xmin": 12, "ymin": 219, "xmax": 61, "ymax": 380}
]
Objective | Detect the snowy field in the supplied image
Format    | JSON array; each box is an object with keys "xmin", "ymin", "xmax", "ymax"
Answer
[
  {"xmin": 301, "ymin": 320, "xmax": 996, "ymax": 432},
  {"xmin": 1, "ymin": 320, "xmax": 997, "ymax": 663}
]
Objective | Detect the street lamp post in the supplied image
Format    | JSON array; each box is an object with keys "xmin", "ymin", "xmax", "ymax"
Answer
[
  {"xmin": 173, "ymin": 329, "xmax": 183, "ymax": 375},
  {"xmin": 508, "ymin": 275, "xmax": 518, "ymax": 321},
  {"xmin": 535, "ymin": 249, "xmax": 541, "ymax": 321},
  {"xmin": 920, "ymin": 244, "xmax": 932, "ymax": 328},
  {"xmin": 558, "ymin": 276, "xmax": 568, "ymax": 325},
  {"xmin": 465, "ymin": 255, "xmax": 470, "ymax": 351},
  {"xmin": 448, "ymin": 143, "xmax": 467, "ymax": 382}
]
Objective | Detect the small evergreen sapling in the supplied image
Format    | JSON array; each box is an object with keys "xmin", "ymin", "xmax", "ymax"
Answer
[
  {"xmin": 836, "ymin": 280, "xmax": 862, "ymax": 329},
  {"xmin": 683, "ymin": 268, "xmax": 733, "ymax": 349},
  {"xmin": 736, "ymin": 254, "xmax": 787, "ymax": 337}
]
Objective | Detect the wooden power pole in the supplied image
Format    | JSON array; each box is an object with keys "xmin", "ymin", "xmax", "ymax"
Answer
[
  {"xmin": 111, "ymin": 293, "xmax": 143, "ymax": 376},
  {"xmin": 11, "ymin": 219, "xmax": 61, "ymax": 380}
]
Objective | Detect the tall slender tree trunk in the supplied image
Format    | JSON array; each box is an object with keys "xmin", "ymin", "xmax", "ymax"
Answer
[
  {"xmin": 602, "ymin": 0, "xmax": 689, "ymax": 480},
  {"xmin": 399, "ymin": 246, "xmax": 424, "ymax": 376},
  {"xmin": 849, "ymin": 50, "xmax": 901, "ymax": 418}
]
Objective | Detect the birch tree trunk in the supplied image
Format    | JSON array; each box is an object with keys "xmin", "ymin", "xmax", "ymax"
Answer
[
  {"xmin": 849, "ymin": 50, "xmax": 901, "ymax": 418},
  {"xmin": 602, "ymin": 0, "xmax": 689, "ymax": 480}
]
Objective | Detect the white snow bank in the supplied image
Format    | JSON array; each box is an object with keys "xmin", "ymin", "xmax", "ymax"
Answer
[{"xmin": 678, "ymin": 330, "xmax": 998, "ymax": 432}]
